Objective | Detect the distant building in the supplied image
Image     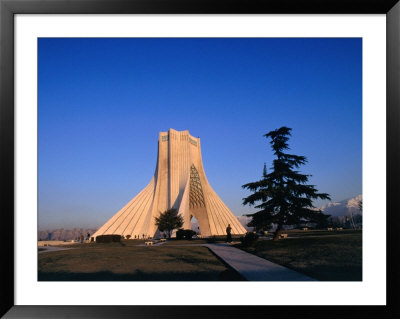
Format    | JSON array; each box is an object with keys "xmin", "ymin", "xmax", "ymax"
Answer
[{"xmin": 92, "ymin": 129, "xmax": 246, "ymax": 240}]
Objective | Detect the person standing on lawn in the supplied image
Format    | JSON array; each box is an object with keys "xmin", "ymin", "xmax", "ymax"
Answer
[{"xmin": 226, "ymin": 224, "xmax": 232, "ymax": 243}]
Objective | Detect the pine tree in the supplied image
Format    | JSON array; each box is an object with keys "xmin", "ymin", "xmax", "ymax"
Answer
[{"xmin": 242, "ymin": 127, "xmax": 331, "ymax": 240}]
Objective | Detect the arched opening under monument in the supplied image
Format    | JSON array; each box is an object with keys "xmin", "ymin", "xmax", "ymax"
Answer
[{"xmin": 190, "ymin": 215, "xmax": 200, "ymax": 234}]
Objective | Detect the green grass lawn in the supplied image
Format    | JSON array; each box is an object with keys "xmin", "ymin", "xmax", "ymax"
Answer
[
  {"xmin": 161, "ymin": 239, "xmax": 208, "ymax": 245},
  {"xmin": 277, "ymin": 229, "xmax": 360, "ymax": 238},
  {"xmin": 38, "ymin": 231, "xmax": 362, "ymax": 281},
  {"xmin": 236, "ymin": 230, "xmax": 362, "ymax": 281},
  {"xmin": 161, "ymin": 238, "xmax": 234, "ymax": 245},
  {"xmin": 38, "ymin": 241, "xmax": 244, "ymax": 281}
]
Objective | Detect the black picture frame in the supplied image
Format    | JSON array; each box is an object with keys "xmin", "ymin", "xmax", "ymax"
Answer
[{"xmin": 1, "ymin": 0, "xmax": 399, "ymax": 318}]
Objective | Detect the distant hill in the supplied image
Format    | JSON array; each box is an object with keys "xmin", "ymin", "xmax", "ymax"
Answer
[
  {"xmin": 38, "ymin": 228, "xmax": 98, "ymax": 241},
  {"xmin": 320, "ymin": 194, "xmax": 362, "ymax": 217}
]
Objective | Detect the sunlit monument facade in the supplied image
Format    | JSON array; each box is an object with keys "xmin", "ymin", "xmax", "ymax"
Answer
[{"xmin": 92, "ymin": 129, "xmax": 246, "ymax": 240}]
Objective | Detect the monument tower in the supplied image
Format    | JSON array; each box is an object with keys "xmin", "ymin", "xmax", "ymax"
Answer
[{"xmin": 92, "ymin": 129, "xmax": 246, "ymax": 240}]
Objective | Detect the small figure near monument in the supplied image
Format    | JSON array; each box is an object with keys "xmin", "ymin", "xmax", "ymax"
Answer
[{"xmin": 226, "ymin": 224, "xmax": 232, "ymax": 243}]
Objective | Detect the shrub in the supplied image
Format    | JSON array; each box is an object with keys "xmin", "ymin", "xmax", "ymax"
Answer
[
  {"xmin": 176, "ymin": 229, "xmax": 184, "ymax": 240},
  {"xmin": 125, "ymin": 235, "xmax": 131, "ymax": 240},
  {"xmin": 206, "ymin": 236, "xmax": 217, "ymax": 243},
  {"xmin": 240, "ymin": 232, "xmax": 259, "ymax": 247},
  {"xmin": 96, "ymin": 234, "xmax": 122, "ymax": 243},
  {"xmin": 176, "ymin": 229, "xmax": 197, "ymax": 240}
]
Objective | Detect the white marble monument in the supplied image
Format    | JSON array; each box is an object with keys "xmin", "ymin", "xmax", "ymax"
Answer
[{"xmin": 92, "ymin": 129, "xmax": 246, "ymax": 240}]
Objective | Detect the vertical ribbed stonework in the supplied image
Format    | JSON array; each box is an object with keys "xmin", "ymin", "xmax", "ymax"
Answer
[{"xmin": 92, "ymin": 129, "xmax": 246, "ymax": 240}]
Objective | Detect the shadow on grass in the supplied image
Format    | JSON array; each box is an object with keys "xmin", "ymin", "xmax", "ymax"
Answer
[
  {"xmin": 296, "ymin": 265, "xmax": 362, "ymax": 281},
  {"xmin": 38, "ymin": 269, "xmax": 245, "ymax": 281}
]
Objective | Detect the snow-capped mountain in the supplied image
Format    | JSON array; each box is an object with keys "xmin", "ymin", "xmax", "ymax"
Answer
[
  {"xmin": 236, "ymin": 215, "xmax": 253, "ymax": 232},
  {"xmin": 320, "ymin": 194, "xmax": 362, "ymax": 217}
]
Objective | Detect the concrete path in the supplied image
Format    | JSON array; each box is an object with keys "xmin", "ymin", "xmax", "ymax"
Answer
[{"xmin": 205, "ymin": 243, "xmax": 316, "ymax": 281}]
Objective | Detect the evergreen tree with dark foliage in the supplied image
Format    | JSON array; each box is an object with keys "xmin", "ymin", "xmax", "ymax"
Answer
[
  {"xmin": 242, "ymin": 127, "xmax": 331, "ymax": 240},
  {"xmin": 312, "ymin": 211, "xmax": 331, "ymax": 229},
  {"xmin": 154, "ymin": 208, "xmax": 184, "ymax": 238}
]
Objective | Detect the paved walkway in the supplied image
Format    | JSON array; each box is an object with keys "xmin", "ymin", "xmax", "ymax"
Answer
[{"xmin": 205, "ymin": 243, "xmax": 316, "ymax": 281}]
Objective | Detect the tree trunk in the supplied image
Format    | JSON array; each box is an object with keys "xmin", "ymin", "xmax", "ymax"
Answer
[{"xmin": 273, "ymin": 224, "xmax": 282, "ymax": 241}]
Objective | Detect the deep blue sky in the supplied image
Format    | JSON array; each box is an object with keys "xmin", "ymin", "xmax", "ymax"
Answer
[{"xmin": 38, "ymin": 38, "xmax": 362, "ymax": 230}]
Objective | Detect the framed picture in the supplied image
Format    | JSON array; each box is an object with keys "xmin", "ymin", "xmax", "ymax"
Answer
[{"xmin": 1, "ymin": 0, "xmax": 399, "ymax": 317}]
